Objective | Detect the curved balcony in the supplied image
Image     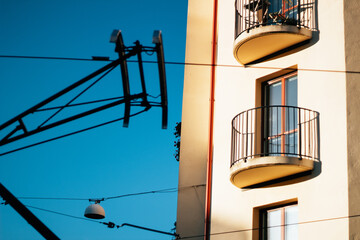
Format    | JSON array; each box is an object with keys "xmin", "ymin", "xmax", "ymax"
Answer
[
  {"xmin": 230, "ymin": 106, "xmax": 319, "ymax": 188},
  {"xmin": 233, "ymin": 0, "xmax": 314, "ymax": 64}
]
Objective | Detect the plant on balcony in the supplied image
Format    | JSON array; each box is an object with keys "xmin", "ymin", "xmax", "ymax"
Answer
[{"xmin": 174, "ymin": 122, "xmax": 181, "ymax": 162}]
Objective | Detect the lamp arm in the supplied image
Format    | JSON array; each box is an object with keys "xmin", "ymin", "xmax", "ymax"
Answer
[{"xmin": 120, "ymin": 223, "xmax": 179, "ymax": 237}]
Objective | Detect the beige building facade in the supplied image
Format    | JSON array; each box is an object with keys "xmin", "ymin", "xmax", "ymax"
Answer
[{"xmin": 177, "ymin": 0, "xmax": 360, "ymax": 239}]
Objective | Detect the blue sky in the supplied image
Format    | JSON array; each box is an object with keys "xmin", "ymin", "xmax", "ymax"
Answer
[{"xmin": 0, "ymin": 1, "xmax": 187, "ymax": 239}]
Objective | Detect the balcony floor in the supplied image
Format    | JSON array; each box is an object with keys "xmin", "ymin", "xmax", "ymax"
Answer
[
  {"xmin": 230, "ymin": 156, "xmax": 314, "ymax": 188},
  {"xmin": 233, "ymin": 25, "xmax": 312, "ymax": 65}
]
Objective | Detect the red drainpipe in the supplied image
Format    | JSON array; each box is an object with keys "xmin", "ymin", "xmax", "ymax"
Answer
[{"xmin": 204, "ymin": 0, "xmax": 218, "ymax": 239}]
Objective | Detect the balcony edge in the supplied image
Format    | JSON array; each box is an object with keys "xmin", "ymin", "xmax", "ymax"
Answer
[
  {"xmin": 230, "ymin": 156, "xmax": 315, "ymax": 188},
  {"xmin": 233, "ymin": 25, "xmax": 312, "ymax": 65}
]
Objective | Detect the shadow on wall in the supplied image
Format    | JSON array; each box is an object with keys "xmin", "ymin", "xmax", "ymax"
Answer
[{"xmin": 209, "ymin": 218, "xmax": 251, "ymax": 240}]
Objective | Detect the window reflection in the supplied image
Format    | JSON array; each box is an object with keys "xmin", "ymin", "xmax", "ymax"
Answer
[{"xmin": 261, "ymin": 204, "xmax": 298, "ymax": 240}]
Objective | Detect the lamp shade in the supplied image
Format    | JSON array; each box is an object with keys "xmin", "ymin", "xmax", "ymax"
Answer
[{"xmin": 84, "ymin": 203, "xmax": 105, "ymax": 219}]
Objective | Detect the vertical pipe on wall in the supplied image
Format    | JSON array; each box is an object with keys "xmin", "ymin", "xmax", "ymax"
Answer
[{"xmin": 204, "ymin": 0, "xmax": 218, "ymax": 239}]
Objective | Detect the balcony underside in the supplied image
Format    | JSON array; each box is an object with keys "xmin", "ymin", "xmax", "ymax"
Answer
[
  {"xmin": 230, "ymin": 156, "xmax": 314, "ymax": 188},
  {"xmin": 233, "ymin": 25, "xmax": 312, "ymax": 65}
]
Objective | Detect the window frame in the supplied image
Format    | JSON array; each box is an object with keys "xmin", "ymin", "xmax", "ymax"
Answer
[
  {"xmin": 261, "ymin": 71, "xmax": 298, "ymax": 156},
  {"xmin": 259, "ymin": 202, "xmax": 298, "ymax": 240}
]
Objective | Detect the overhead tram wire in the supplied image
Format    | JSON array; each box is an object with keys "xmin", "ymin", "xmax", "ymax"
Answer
[
  {"xmin": 0, "ymin": 54, "xmax": 356, "ymax": 154},
  {"xmin": 178, "ymin": 213, "xmax": 360, "ymax": 239},
  {"xmin": 16, "ymin": 184, "xmax": 205, "ymax": 202},
  {"xmin": 0, "ymin": 108, "xmax": 150, "ymax": 157},
  {"xmin": 0, "ymin": 55, "xmax": 100, "ymax": 62},
  {"xmin": 0, "ymin": 53, "xmax": 162, "ymax": 156},
  {"xmin": 25, "ymin": 205, "xmax": 100, "ymax": 223},
  {"xmin": 24, "ymin": 205, "xmax": 178, "ymax": 236},
  {"xmin": 0, "ymin": 55, "xmax": 358, "ymax": 152},
  {"xmin": 104, "ymin": 188, "xmax": 178, "ymax": 200},
  {"xmin": 38, "ymin": 63, "xmax": 118, "ymax": 128},
  {"xmin": 0, "ymin": 54, "xmax": 359, "ymax": 75},
  {"xmin": 0, "ymin": 54, "xmax": 358, "ymax": 235},
  {"xmin": 9, "ymin": 203, "xmax": 360, "ymax": 239}
]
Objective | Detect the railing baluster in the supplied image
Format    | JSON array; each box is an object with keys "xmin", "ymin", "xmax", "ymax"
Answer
[
  {"xmin": 293, "ymin": 107, "xmax": 295, "ymax": 155},
  {"xmin": 277, "ymin": 106, "xmax": 280, "ymax": 155},
  {"xmin": 298, "ymin": 108, "xmax": 302, "ymax": 159},
  {"xmin": 311, "ymin": 111, "xmax": 314, "ymax": 159},
  {"xmin": 287, "ymin": 106, "xmax": 289, "ymax": 155},
  {"xmin": 250, "ymin": 0, "xmax": 253, "ymax": 27},
  {"xmin": 245, "ymin": 110, "xmax": 248, "ymax": 160},
  {"xmin": 232, "ymin": 118, "xmax": 235, "ymax": 166},
  {"xmin": 308, "ymin": 109, "xmax": 311, "ymax": 158},
  {"xmin": 245, "ymin": 0, "xmax": 248, "ymax": 32},
  {"xmin": 250, "ymin": 109, "xmax": 253, "ymax": 158},
  {"xmin": 235, "ymin": 118, "xmax": 237, "ymax": 164},
  {"xmin": 298, "ymin": 0, "xmax": 301, "ymax": 27},
  {"xmin": 315, "ymin": 112, "xmax": 318, "ymax": 159},
  {"xmin": 241, "ymin": 111, "xmax": 244, "ymax": 162},
  {"xmin": 304, "ymin": 109, "xmax": 307, "ymax": 157}
]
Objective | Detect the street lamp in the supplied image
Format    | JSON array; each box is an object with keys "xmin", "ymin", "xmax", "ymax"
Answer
[{"xmin": 84, "ymin": 199, "xmax": 105, "ymax": 219}]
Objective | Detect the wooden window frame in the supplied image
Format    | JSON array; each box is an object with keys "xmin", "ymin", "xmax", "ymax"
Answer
[
  {"xmin": 262, "ymin": 71, "xmax": 297, "ymax": 155},
  {"xmin": 260, "ymin": 203, "xmax": 298, "ymax": 240}
]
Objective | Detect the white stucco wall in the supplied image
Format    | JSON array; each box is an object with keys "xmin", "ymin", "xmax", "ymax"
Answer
[
  {"xmin": 176, "ymin": 0, "xmax": 215, "ymax": 239},
  {"xmin": 209, "ymin": 0, "xmax": 349, "ymax": 239}
]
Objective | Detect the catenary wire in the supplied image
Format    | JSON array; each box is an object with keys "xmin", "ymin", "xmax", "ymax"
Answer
[
  {"xmin": 104, "ymin": 188, "xmax": 177, "ymax": 200},
  {"xmin": 38, "ymin": 65, "xmax": 117, "ymax": 128},
  {"xmin": 25, "ymin": 205, "xmax": 101, "ymax": 223},
  {"xmin": 11, "ymin": 203, "xmax": 360, "ymax": 238},
  {"xmin": 0, "ymin": 54, "xmax": 356, "ymax": 153},
  {"xmin": 0, "ymin": 54, "xmax": 356, "ymax": 219},
  {"xmin": 0, "ymin": 51, "xmax": 358, "ymax": 237},
  {"xmin": 23, "ymin": 205, "xmax": 175, "ymax": 235},
  {"xmin": 0, "ymin": 55, "xmax": 99, "ymax": 62},
  {"xmin": 0, "ymin": 108, "xmax": 150, "ymax": 157},
  {"xmin": 34, "ymin": 96, "xmax": 125, "ymax": 112},
  {"xmin": 16, "ymin": 184, "xmax": 205, "ymax": 201},
  {"xmin": 0, "ymin": 54, "xmax": 359, "ymax": 74},
  {"xmin": 177, "ymin": 213, "xmax": 360, "ymax": 239},
  {"xmin": 19, "ymin": 197, "xmax": 88, "ymax": 201}
]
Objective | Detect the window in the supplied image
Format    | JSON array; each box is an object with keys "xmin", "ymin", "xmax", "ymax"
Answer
[
  {"xmin": 262, "ymin": 72, "xmax": 298, "ymax": 156},
  {"xmin": 260, "ymin": 204, "xmax": 298, "ymax": 240},
  {"xmin": 268, "ymin": 0, "xmax": 299, "ymax": 24}
]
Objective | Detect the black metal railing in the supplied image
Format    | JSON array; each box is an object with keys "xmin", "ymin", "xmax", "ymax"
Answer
[
  {"xmin": 235, "ymin": 0, "xmax": 314, "ymax": 38},
  {"xmin": 231, "ymin": 106, "xmax": 319, "ymax": 167}
]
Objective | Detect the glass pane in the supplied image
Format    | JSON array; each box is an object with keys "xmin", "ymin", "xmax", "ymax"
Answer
[
  {"xmin": 267, "ymin": 83, "xmax": 282, "ymax": 147},
  {"xmin": 284, "ymin": 0, "xmax": 298, "ymax": 10},
  {"xmin": 268, "ymin": 0, "xmax": 281, "ymax": 14},
  {"xmin": 268, "ymin": 81, "xmax": 282, "ymax": 106},
  {"xmin": 268, "ymin": 136, "xmax": 281, "ymax": 155},
  {"xmin": 284, "ymin": 0, "xmax": 299, "ymax": 21},
  {"xmin": 285, "ymin": 132, "xmax": 298, "ymax": 155},
  {"xmin": 286, "ymin": 8, "xmax": 298, "ymax": 20},
  {"xmin": 268, "ymin": 209, "xmax": 282, "ymax": 240},
  {"xmin": 285, "ymin": 76, "xmax": 297, "ymax": 107},
  {"xmin": 269, "ymin": 106, "xmax": 281, "ymax": 136},
  {"xmin": 285, "ymin": 205, "xmax": 298, "ymax": 240},
  {"xmin": 285, "ymin": 106, "xmax": 297, "ymax": 131},
  {"xmin": 285, "ymin": 76, "xmax": 298, "ymax": 155}
]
